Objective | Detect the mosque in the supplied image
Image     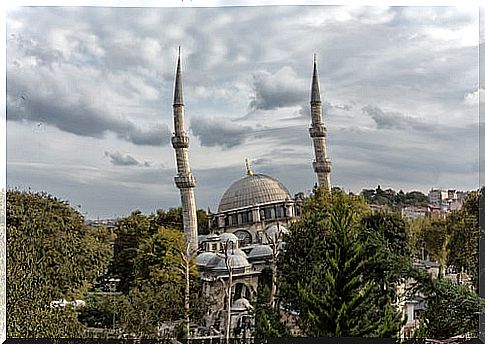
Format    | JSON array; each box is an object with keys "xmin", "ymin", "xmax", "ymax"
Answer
[{"xmin": 169, "ymin": 48, "xmax": 331, "ymax": 337}]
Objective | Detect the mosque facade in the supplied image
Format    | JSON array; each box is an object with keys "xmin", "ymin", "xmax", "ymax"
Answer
[{"xmin": 170, "ymin": 49, "xmax": 331, "ymax": 337}]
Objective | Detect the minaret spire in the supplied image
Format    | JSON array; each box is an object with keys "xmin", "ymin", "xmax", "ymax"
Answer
[
  {"xmin": 311, "ymin": 53, "xmax": 321, "ymax": 103},
  {"xmin": 171, "ymin": 47, "xmax": 198, "ymax": 255},
  {"xmin": 174, "ymin": 46, "xmax": 184, "ymax": 106},
  {"xmin": 309, "ymin": 53, "xmax": 332, "ymax": 191}
]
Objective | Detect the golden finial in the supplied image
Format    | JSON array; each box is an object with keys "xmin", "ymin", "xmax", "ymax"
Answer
[{"xmin": 245, "ymin": 158, "xmax": 253, "ymax": 176}]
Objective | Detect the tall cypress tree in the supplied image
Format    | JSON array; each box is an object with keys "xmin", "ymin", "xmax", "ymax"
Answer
[{"xmin": 278, "ymin": 188, "xmax": 406, "ymax": 338}]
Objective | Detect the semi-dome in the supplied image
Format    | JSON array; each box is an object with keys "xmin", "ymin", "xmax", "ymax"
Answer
[
  {"xmin": 219, "ymin": 232, "xmax": 239, "ymax": 244},
  {"xmin": 232, "ymin": 298, "xmax": 253, "ymax": 311},
  {"xmin": 218, "ymin": 174, "xmax": 291, "ymax": 212},
  {"xmin": 196, "ymin": 252, "xmax": 217, "ymax": 266},
  {"xmin": 248, "ymin": 245, "xmax": 273, "ymax": 259},
  {"xmin": 213, "ymin": 254, "xmax": 251, "ymax": 271}
]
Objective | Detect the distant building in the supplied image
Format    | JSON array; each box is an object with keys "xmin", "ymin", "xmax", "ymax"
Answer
[{"xmin": 401, "ymin": 206, "xmax": 429, "ymax": 220}]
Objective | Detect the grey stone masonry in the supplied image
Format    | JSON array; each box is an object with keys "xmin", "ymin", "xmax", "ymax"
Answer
[{"xmin": 171, "ymin": 47, "xmax": 198, "ymax": 255}]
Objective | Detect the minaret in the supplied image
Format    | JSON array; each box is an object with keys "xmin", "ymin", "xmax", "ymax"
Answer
[
  {"xmin": 171, "ymin": 47, "xmax": 198, "ymax": 255},
  {"xmin": 309, "ymin": 53, "xmax": 332, "ymax": 191}
]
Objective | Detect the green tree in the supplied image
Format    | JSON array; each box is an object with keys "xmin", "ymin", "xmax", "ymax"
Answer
[
  {"xmin": 418, "ymin": 278, "xmax": 484, "ymax": 339},
  {"xmin": 110, "ymin": 210, "xmax": 153, "ymax": 294},
  {"xmin": 112, "ymin": 227, "xmax": 210, "ymax": 339},
  {"xmin": 7, "ymin": 190, "xmax": 112, "ymax": 337},
  {"xmin": 446, "ymin": 191, "xmax": 480, "ymax": 288},
  {"xmin": 279, "ymin": 189, "xmax": 405, "ymax": 338}
]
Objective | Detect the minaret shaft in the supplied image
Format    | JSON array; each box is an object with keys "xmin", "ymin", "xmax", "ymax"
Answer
[
  {"xmin": 309, "ymin": 54, "xmax": 332, "ymax": 191},
  {"xmin": 171, "ymin": 49, "xmax": 198, "ymax": 255}
]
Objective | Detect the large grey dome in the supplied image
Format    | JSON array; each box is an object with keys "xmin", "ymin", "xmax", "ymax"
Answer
[{"xmin": 218, "ymin": 174, "xmax": 291, "ymax": 212}]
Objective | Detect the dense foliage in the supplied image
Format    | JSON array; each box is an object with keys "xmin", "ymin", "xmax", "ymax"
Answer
[
  {"xmin": 278, "ymin": 188, "xmax": 409, "ymax": 338},
  {"xmin": 361, "ymin": 185, "xmax": 429, "ymax": 209},
  {"xmin": 7, "ymin": 190, "xmax": 113, "ymax": 337},
  {"xmin": 87, "ymin": 211, "xmax": 211, "ymax": 339}
]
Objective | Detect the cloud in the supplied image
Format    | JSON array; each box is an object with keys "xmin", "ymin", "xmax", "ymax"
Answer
[
  {"xmin": 190, "ymin": 117, "xmax": 253, "ymax": 149},
  {"xmin": 104, "ymin": 151, "xmax": 151, "ymax": 167},
  {"xmin": 7, "ymin": 30, "xmax": 171, "ymax": 147},
  {"xmin": 362, "ymin": 105, "xmax": 432, "ymax": 131},
  {"xmin": 249, "ymin": 66, "xmax": 306, "ymax": 111}
]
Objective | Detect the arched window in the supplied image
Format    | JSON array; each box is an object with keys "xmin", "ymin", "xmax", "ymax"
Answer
[{"xmin": 234, "ymin": 230, "xmax": 252, "ymax": 246}]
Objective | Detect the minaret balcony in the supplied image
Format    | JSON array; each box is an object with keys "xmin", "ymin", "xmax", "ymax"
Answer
[
  {"xmin": 309, "ymin": 125, "xmax": 327, "ymax": 138},
  {"xmin": 174, "ymin": 174, "xmax": 196, "ymax": 188},
  {"xmin": 171, "ymin": 135, "xmax": 190, "ymax": 148},
  {"xmin": 313, "ymin": 160, "xmax": 332, "ymax": 173}
]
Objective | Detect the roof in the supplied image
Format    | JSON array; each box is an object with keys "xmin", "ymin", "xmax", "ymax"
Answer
[
  {"xmin": 213, "ymin": 254, "xmax": 251, "ymax": 271},
  {"xmin": 219, "ymin": 232, "xmax": 239, "ymax": 243},
  {"xmin": 196, "ymin": 252, "xmax": 217, "ymax": 266},
  {"xmin": 248, "ymin": 245, "xmax": 273, "ymax": 259},
  {"xmin": 218, "ymin": 174, "xmax": 291, "ymax": 212}
]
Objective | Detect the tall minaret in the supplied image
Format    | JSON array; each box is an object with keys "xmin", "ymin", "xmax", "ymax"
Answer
[
  {"xmin": 309, "ymin": 53, "xmax": 332, "ymax": 191},
  {"xmin": 171, "ymin": 47, "xmax": 198, "ymax": 255}
]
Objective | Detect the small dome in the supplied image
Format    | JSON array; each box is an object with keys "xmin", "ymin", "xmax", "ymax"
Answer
[
  {"xmin": 219, "ymin": 232, "xmax": 239, "ymax": 244},
  {"xmin": 214, "ymin": 254, "xmax": 251, "ymax": 271},
  {"xmin": 265, "ymin": 224, "xmax": 289, "ymax": 240},
  {"xmin": 206, "ymin": 254, "xmax": 224, "ymax": 269},
  {"xmin": 232, "ymin": 298, "xmax": 253, "ymax": 311},
  {"xmin": 218, "ymin": 174, "xmax": 291, "ymax": 212},
  {"xmin": 196, "ymin": 252, "xmax": 217, "ymax": 266},
  {"xmin": 227, "ymin": 247, "xmax": 247, "ymax": 257},
  {"xmin": 248, "ymin": 245, "xmax": 273, "ymax": 259}
]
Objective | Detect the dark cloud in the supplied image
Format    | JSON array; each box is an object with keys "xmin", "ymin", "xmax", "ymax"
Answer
[
  {"xmin": 6, "ymin": 74, "xmax": 171, "ymax": 146},
  {"xmin": 104, "ymin": 151, "xmax": 151, "ymax": 167},
  {"xmin": 190, "ymin": 117, "xmax": 253, "ymax": 149},
  {"xmin": 362, "ymin": 105, "xmax": 432, "ymax": 131}
]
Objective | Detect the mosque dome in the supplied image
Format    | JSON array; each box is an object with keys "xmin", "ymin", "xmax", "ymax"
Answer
[
  {"xmin": 218, "ymin": 174, "xmax": 291, "ymax": 212},
  {"xmin": 248, "ymin": 245, "xmax": 273, "ymax": 259},
  {"xmin": 232, "ymin": 298, "xmax": 253, "ymax": 311},
  {"xmin": 219, "ymin": 232, "xmax": 239, "ymax": 244},
  {"xmin": 196, "ymin": 252, "xmax": 217, "ymax": 266},
  {"xmin": 213, "ymin": 254, "xmax": 251, "ymax": 271}
]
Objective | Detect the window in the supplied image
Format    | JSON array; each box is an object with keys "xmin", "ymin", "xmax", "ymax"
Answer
[
  {"xmin": 264, "ymin": 207, "xmax": 272, "ymax": 220},
  {"xmin": 241, "ymin": 212, "xmax": 248, "ymax": 224},
  {"xmin": 276, "ymin": 205, "xmax": 285, "ymax": 218}
]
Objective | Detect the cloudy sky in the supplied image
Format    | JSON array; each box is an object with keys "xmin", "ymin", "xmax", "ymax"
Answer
[{"xmin": 6, "ymin": 5, "xmax": 481, "ymax": 218}]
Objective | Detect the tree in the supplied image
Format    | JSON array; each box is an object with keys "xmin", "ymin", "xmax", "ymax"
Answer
[
  {"xmin": 417, "ymin": 278, "xmax": 484, "ymax": 339},
  {"xmin": 253, "ymin": 283, "xmax": 291, "ymax": 339},
  {"xmin": 279, "ymin": 189, "xmax": 406, "ymax": 338},
  {"xmin": 446, "ymin": 191, "xmax": 480, "ymax": 288},
  {"xmin": 278, "ymin": 188, "xmax": 370, "ymax": 317},
  {"xmin": 112, "ymin": 227, "xmax": 210, "ymax": 339},
  {"xmin": 7, "ymin": 190, "xmax": 112, "ymax": 337}
]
